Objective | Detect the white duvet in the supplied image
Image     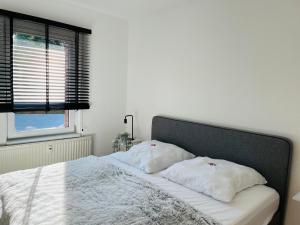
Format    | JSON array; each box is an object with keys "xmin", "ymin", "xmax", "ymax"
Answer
[
  {"xmin": 0, "ymin": 156, "xmax": 220, "ymax": 225},
  {"xmin": 0, "ymin": 155, "xmax": 279, "ymax": 225}
]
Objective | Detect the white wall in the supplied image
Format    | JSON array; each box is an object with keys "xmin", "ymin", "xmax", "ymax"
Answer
[
  {"xmin": 126, "ymin": 1, "xmax": 300, "ymax": 224},
  {"xmin": 0, "ymin": 0, "xmax": 128, "ymax": 155},
  {"xmin": 1, "ymin": 0, "xmax": 300, "ymax": 223}
]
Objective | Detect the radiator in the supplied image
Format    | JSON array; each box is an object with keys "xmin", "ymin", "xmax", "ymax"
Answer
[{"xmin": 0, "ymin": 136, "xmax": 92, "ymax": 174}]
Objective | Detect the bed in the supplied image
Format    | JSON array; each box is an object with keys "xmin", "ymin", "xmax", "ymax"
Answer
[{"xmin": 0, "ymin": 116, "xmax": 292, "ymax": 225}]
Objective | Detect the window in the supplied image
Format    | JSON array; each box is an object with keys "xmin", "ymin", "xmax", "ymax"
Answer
[
  {"xmin": 0, "ymin": 10, "xmax": 91, "ymax": 142},
  {"xmin": 7, "ymin": 30, "xmax": 75, "ymax": 138},
  {"xmin": 8, "ymin": 110, "xmax": 75, "ymax": 139},
  {"xmin": 15, "ymin": 111, "xmax": 68, "ymax": 132}
]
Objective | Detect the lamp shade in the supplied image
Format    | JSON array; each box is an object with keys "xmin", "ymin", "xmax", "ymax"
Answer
[{"xmin": 293, "ymin": 192, "xmax": 300, "ymax": 202}]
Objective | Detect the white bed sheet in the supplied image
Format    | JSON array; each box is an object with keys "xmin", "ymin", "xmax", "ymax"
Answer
[{"xmin": 103, "ymin": 155, "xmax": 279, "ymax": 225}]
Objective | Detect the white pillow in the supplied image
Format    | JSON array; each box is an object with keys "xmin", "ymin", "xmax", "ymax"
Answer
[
  {"xmin": 160, "ymin": 157, "xmax": 267, "ymax": 202},
  {"xmin": 111, "ymin": 140, "xmax": 195, "ymax": 173}
]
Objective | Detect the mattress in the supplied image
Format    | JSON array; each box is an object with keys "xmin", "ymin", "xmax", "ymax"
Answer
[{"xmin": 103, "ymin": 155, "xmax": 279, "ymax": 225}]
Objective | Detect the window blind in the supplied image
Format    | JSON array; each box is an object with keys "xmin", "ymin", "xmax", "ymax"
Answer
[
  {"xmin": 0, "ymin": 10, "xmax": 91, "ymax": 112},
  {"xmin": 0, "ymin": 15, "xmax": 12, "ymax": 112}
]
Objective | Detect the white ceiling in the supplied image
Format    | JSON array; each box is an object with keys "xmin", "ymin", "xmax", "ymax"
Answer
[{"xmin": 61, "ymin": 0, "xmax": 190, "ymax": 19}]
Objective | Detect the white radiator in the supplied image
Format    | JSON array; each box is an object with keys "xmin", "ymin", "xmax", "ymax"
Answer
[{"xmin": 0, "ymin": 136, "xmax": 92, "ymax": 174}]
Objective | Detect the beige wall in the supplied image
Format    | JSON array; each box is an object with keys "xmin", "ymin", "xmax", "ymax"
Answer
[
  {"xmin": 0, "ymin": 0, "xmax": 128, "ymax": 155},
  {"xmin": 126, "ymin": 1, "xmax": 300, "ymax": 224}
]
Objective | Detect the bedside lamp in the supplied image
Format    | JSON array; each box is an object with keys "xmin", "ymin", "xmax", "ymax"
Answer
[
  {"xmin": 293, "ymin": 192, "xmax": 300, "ymax": 202},
  {"xmin": 124, "ymin": 115, "xmax": 134, "ymax": 140}
]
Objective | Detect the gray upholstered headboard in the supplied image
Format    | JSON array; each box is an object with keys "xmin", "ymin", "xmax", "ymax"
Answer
[{"xmin": 151, "ymin": 116, "xmax": 292, "ymax": 225}]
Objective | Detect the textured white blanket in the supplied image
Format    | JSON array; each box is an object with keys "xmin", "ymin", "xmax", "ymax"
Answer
[{"xmin": 0, "ymin": 156, "xmax": 220, "ymax": 225}]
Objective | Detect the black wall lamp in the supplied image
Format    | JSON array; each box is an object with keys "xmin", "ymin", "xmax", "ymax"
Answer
[{"xmin": 124, "ymin": 115, "xmax": 134, "ymax": 140}]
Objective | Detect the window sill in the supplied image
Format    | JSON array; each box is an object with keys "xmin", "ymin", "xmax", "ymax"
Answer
[{"xmin": 6, "ymin": 133, "xmax": 81, "ymax": 146}]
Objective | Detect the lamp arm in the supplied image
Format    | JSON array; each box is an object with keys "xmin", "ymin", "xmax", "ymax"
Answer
[
  {"xmin": 131, "ymin": 116, "xmax": 133, "ymax": 140},
  {"xmin": 124, "ymin": 115, "xmax": 134, "ymax": 140}
]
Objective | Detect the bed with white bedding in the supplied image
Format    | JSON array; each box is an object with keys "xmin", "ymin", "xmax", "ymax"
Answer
[
  {"xmin": 0, "ymin": 116, "xmax": 292, "ymax": 225},
  {"xmin": 0, "ymin": 155, "xmax": 278, "ymax": 225}
]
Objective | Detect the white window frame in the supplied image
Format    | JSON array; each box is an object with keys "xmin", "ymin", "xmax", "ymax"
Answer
[
  {"xmin": 0, "ymin": 113, "xmax": 8, "ymax": 145},
  {"xmin": 7, "ymin": 110, "xmax": 77, "ymax": 139}
]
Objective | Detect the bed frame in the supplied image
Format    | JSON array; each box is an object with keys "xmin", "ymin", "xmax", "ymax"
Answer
[{"xmin": 151, "ymin": 116, "xmax": 292, "ymax": 225}]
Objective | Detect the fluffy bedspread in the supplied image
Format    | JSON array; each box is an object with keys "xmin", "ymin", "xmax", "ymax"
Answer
[{"xmin": 0, "ymin": 156, "xmax": 220, "ymax": 225}]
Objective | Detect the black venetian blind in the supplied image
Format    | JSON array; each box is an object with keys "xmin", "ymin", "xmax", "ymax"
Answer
[{"xmin": 0, "ymin": 9, "xmax": 91, "ymax": 112}]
